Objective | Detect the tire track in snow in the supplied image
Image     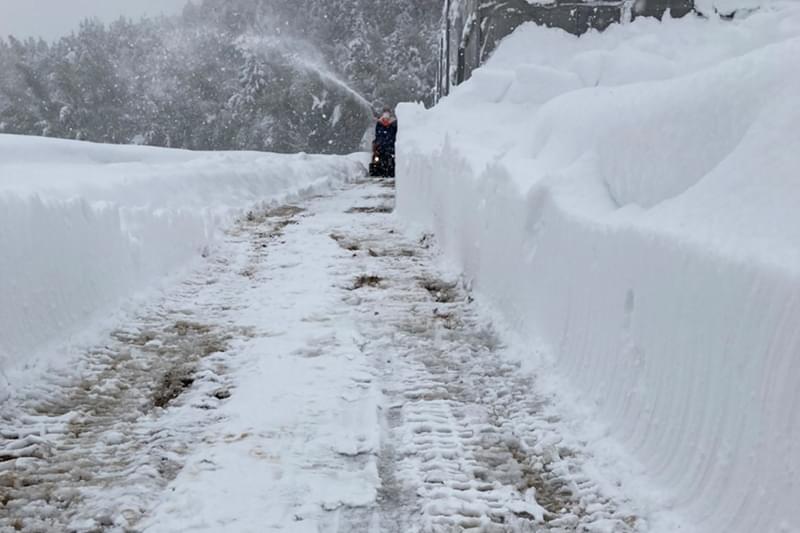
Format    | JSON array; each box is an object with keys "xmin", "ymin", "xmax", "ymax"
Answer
[
  {"xmin": 0, "ymin": 205, "xmax": 305, "ymax": 532},
  {"xmin": 1, "ymin": 178, "xmax": 643, "ymax": 532},
  {"xmin": 332, "ymin": 180, "xmax": 641, "ymax": 532}
]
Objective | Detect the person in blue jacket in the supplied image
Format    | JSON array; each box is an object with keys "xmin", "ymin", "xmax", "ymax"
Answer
[{"xmin": 370, "ymin": 107, "xmax": 397, "ymax": 177}]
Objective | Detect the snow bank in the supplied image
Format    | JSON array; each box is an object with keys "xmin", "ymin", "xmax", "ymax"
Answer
[
  {"xmin": 0, "ymin": 135, "xmax": 363, "ymax": 398},
  {"xmin": 397, "ymin": 5, "xmax": 800, "ymax": 532},
  {"xmin": 696, "ymin": 0, "xmax": 799, "ymax": 15}
]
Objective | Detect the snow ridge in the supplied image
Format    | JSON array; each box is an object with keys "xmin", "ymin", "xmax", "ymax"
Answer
[
  {"xmin": 0, "ymin": 135, "xmax": 364, "ymax": 401},
  {"xmin": 397, "ymin": 6, "xmax": 800, "ymax": 532}
]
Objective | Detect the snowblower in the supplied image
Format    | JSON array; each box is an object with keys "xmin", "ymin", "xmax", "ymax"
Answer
[{"xmin": 369, "ymin": 144, "xmax": 395, "ymax": 178}]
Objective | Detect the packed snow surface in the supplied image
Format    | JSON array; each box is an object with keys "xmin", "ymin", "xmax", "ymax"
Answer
[
  {"xmin": 0, "ymin": 135, "xmax": 363, "ymax": 400},
  {"xmin": 1, "ymin": 180, "xmax": 648, "ymax": 532},
  {"xmin": 397, "ymin": 4, "xmax": 800, "ymax": 532}
]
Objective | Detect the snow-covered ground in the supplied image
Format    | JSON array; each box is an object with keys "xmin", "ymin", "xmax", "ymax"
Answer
[
  {"xmin": 397, "ymin": 4, "xmax": 800, "ymax": 533},
  {"xmin": 0, "ymin": 135, "xmax": 363, "ymax": 401},
  {"xmin": 1, "ymin": 179, "xmax": 653, "ymax": 532},
  {"xmin": 3, "ymin": 4, "xmax": 799, "ymax": 531}
]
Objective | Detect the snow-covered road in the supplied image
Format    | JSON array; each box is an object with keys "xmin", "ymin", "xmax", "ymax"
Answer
[{"xmin": 2, "ymin": 179, "xmax": 645, "ymax": 532}]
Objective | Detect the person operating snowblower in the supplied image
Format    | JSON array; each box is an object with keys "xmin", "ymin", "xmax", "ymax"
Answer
[{"xmin": 370, "ymin": 107, "xmax": 397, "ymax": 178}]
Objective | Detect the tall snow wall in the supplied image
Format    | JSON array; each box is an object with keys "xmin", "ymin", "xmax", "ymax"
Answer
[
  {"xmin": 397, "ymin": 5, "xmax": 800, "ymax": 532},
  {"xmin": 0, "ymin": 135, "xmax": 363, "ymax": 399}
]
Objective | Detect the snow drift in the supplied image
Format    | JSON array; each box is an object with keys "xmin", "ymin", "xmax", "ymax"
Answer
[
  {"xmin": 397, "ymin": 4, "xmax": 800, "ymax": 532},
  {"xmin": 0, "ymin": 135, "xmax": 363, "ymax": 399}
]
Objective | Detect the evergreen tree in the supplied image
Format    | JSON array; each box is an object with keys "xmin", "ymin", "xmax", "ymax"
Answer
[{"xmin": 0, "ymin": 0, "xmax": 441, "ymax": 152}]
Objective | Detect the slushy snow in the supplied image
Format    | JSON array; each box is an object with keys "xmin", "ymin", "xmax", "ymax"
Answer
[{"xmin": 397, "ymin": 4, "xmax": 800, "ymax": 533}]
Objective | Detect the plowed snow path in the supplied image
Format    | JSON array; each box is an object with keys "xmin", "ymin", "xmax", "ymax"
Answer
[{"xmin": 1, "ymin": 180, "xmax": 642, "ymax": 532}]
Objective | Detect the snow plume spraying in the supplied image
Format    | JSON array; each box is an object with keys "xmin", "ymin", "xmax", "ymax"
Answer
[
  {"xmin": 232, "ymin": 33, "xmax": 374, "ymax": 153},
  {"xmin": 237, "ymin": 33, "xmax": 374, "ymax": 114}
]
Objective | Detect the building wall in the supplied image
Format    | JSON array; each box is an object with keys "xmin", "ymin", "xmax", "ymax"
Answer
[{"xmin": 437, "ymin": 0, "xmax": 695, "ymax": 100}]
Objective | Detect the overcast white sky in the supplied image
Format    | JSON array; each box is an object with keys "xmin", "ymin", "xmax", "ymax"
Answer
[{"xmin": 0, "ymin": 0, "xmax": 192, "ymax": 41}]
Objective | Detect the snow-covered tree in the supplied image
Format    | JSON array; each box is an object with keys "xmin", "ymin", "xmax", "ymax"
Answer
[{"xmin": 0, "ymin": 0, "xmax": 441, "ymax": 152}]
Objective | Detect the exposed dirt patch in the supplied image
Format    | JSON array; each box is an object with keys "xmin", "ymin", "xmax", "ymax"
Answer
[
  {"xmin": 114, "ymin": 321, "xmax": 233, "ymax": 411},
  {"xmin": 346, "ymin": 205, "xmax": 393, "ymax": 214},
  {"xmin": 245, "ymin": 205, "xmax": 305, "ymax": 225},
  {"xmin": 172, "ymin": 321, "xmax": 211, "ymax": 336},
  {"xmin": 331, "ymin": 232, "xmax": 414, "ymax": 258},
  {"xmin": 213, "ymin": 389, "xmax": 232, "ymax": 401},
  {"xmin": 351, "ymin": 275, "xmax": 384, "ymax": 290},
  {"xmin": 153, "ymin": 367, "xmax": 196, "ymax": 408},
  {"xmin": 368, "ymin": 247, "xmax": 415, "ymax": 258},
  {"xmin": 470, "ymin": 422, "xmax": 587, "ymax": 525},
  {"xmin": 261, "ymin": 219, "xmax": 299, "ymax": 240},
  {"xmin": 420, "ymin": 278, "xmax": 459, "ymax": 303},
  {"xmin": 273, "ymin": 219, "xmax": 299, "ymax": 232},
  {"xmin": 237, "ymin": 204, "xmax": 304, "ymax": 243},
  {"xmin": 167, "ymin": 321, "xmax": 231, "ymax": 357},
  {"xmin": 330, "ymin": 233, "xmax": 361, "ymax": 251},
  {"xmin": 114, "ymin": 322, "xmax": 231, "ymax": 411},
  {"xmin": 265, "ymin": 205, "xmax": 305, "ymax": 218}
]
